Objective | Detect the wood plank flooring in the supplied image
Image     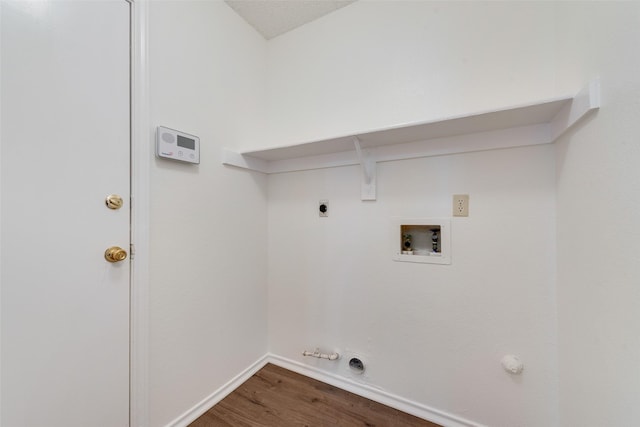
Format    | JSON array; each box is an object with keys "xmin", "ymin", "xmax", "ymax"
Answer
[{"xmin": 189, "ymin": 363, "xmax": 442, "ymax": 427}]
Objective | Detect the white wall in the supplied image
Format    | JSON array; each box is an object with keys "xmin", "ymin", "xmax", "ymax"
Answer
[
  {"xmin": 555, "ymin": 3, "xmax": 640, "ymax": 426},
  {"xmin": 262, "ymin": 1, "xmax": 557, "ymax": 149},
  {"xmin": 268, "ymin": 147, "xmax": 558, "ymax": 426},
  {"xmin": 266, "ymin": 2, "xmax": 561, "ymax": 426},
  {"xmin": 148, "ymin": 2, "xmax": 268, "ymax": 426},
  {"xmin": 147, "ymin": 2, "xmax": 640, "ymax": 426}
]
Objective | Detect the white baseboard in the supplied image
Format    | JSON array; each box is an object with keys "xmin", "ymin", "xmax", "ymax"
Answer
[
  {"xmin": 265, "ymin": 353, "xmax": 483, "ymax": 427},
  {"xmin": 165, "ymin": 354, "xmax": 270, "ymax": 427},
  {"xmin": 165, "ymin": 352, "xmax": 482, "ymax": 427}
]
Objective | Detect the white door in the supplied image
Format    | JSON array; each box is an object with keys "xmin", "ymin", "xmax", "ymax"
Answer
[{"xmin": 1, "ymin": 1, "xmax": 131, "ymax": 426}]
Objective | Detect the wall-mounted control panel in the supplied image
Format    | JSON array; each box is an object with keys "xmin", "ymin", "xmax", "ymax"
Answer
[{"xmin": 156, "ymin": 126, "xmax": 200, "ymax": 164}]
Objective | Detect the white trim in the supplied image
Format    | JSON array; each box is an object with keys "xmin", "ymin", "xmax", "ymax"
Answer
[
  {"xmin": 165, "ymin": 355, "xmax": 271, "ymax": 427},
  {"xmin": 165, "ymin": 353, "xmax": 482, "ymax": 427},
  {"xmin": 0, "ymin": 1, "xmax": 4, "ymax": 422},
  {"xmin": 129, "ymin": 0, "xmax": 150, "ymax": 426},
  {"xmin": 265, "ymin": 354, "xmax": 483, "ymax": 427}
]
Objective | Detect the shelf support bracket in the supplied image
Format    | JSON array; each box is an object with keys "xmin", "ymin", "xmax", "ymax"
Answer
[{"xmin": 353, "ymin": 137, "xmax": 376, "ymax": 201}]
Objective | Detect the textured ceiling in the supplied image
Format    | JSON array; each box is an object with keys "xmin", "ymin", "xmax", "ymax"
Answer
[{"xmin": 225, "ymin": 0, "xmax": 357, "ymax": 40}]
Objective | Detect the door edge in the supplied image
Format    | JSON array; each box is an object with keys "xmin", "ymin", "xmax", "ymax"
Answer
[{"xmin": 130, "ymin": 0, "xmax": 150, "ymax": 426}]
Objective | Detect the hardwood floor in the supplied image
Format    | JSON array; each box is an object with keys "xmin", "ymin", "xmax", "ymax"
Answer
[{"xmin": 189, "ymin": 363, "xmax": 442, "ymax": 427}]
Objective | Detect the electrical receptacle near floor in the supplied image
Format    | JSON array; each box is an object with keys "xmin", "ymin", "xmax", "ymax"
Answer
[{"xmin": 453, "ymin": 194, "xmax": 469, "ymax": 217}]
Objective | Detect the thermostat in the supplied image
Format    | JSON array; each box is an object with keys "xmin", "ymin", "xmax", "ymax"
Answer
[{"xmin": 156, "ymin": 126, "xmax": 200, "ymax": 164}]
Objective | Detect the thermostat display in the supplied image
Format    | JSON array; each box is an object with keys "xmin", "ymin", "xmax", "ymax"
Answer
[{"xmin": 156, "ymin": 126, "xmax": 200, "ymax": 164}]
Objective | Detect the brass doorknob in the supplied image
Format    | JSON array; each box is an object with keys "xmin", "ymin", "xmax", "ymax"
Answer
[
  {"xmin": 104, "ymin": 246, "xmax": 128, "ymax": 263},
  {"xmin": 105, "ymin": 194, "xmax": 124, "ymax": 210}
]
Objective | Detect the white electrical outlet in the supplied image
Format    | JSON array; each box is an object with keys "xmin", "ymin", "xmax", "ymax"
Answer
[{"xmin": 453, "ymin": 194, "xmax": 469, "ymax": 217}]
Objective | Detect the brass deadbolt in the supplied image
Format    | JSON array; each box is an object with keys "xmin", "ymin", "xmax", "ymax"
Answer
[
  {"xmin": 104, "ymin": 246, "xmax": 127, "ymax": 263},
  {"xmin": 105, "ymin": 194, "xmax": 124, "ymax": 210}
]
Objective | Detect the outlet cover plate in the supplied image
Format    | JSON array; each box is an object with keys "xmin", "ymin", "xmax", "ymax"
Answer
[{"xmin": 453, "ymin": 194, "xmax": 469, "ymax": 217}]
